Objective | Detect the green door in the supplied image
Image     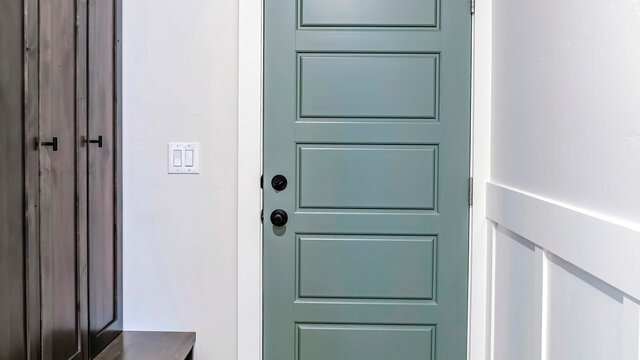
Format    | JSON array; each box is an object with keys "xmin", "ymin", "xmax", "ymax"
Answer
[{"xmin": 263, "ymin": 0, "xmax": 471, "ymax": 358}]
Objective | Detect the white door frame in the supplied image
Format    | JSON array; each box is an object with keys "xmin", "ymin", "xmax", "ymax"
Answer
[{"xmin": 237, "ymin": 0, "xmax": 493, "ymax": 358}]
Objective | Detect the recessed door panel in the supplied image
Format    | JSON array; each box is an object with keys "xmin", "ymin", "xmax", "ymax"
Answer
[
  {"xmin": 298, "ymin": 144, "xmax": 437, "ymax": 209},
  {"xmin": 299, "ymin": 54, "xmax": 438, "ymax": 120},
  {"xmin": 297, "ymin": 324, "xmax": 434, "ymax": 360},
  {"xmin": 88, "ymin": 0, "xmax": 116, "ymax": 333},
  {"xmin": 299, "ymin": 0, "xmax": 438, "ymax": 27},
  {"xmin": 298, "ymin": 235, "xmax": 436, "ymax": 299},
  {"xmin": 88, "ymin": 0, "xmax": 123, "ymax": 355}
]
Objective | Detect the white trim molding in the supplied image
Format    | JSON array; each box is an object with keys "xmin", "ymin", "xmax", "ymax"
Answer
[
  {"xmin": 486, "ymin": 182, "xmax": 640, "ymax": 359},
  {"xmin": 487, "ymin": 182, "xmax": 640, "ymax": 301},
  {"xmin": 237, "ymin": 0, "xmax": 263, "ymax": 357},
  {"xmin": 468, "ymin": 0, "xmax": 493, "ymax": 356}
]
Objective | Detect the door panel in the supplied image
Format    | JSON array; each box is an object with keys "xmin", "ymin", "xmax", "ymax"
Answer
[
  {"xmin": 264, "ymin": 0, "xmax": 471, "ymax": 358},
  {"xmin": 298, "ymin": 235, "xmax": 436, "ymax": 299},
  {"xmin": 88, "ymin": 0, "xmax": 123, "ymax": 355},
  {"xmin": 0, "ymin": 0, "xmax": 27, "ymax": 356},
  {"xmin": 299, "ymin": 54, "xmax": 438, "ymax": 120},
  {"xmin": 297, "ymin": 324, "xmax": 435, "ymax": 360},
  {"xmin": 39, "ymin": 0, "xmax": 85, "ymax": 358},
  {"xmin": 299, "ymin": 0, "xmax": 438, "ymax": 27},
  {"xmin": 297, "ymin": 144, "xmax": 437, "ymax": 210}
]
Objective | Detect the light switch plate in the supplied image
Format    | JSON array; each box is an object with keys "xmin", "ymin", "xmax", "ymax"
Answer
[{"xmin": 168, "ymin": 142, "xmax": 200, "ymax": 174}]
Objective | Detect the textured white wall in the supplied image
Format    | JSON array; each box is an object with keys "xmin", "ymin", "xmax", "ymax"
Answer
[
  {"xmin": 492, "ymin": 0, "xmax": 640, "ymax": 224},
  {"xmin": 490, "ymin": 0, "xmax": 640, "ymax": 358},
  {"xmin": 122, "ymin": 1, "xmax": 238, "ymax": 359}
]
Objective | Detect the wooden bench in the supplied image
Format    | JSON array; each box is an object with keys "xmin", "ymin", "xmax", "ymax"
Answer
[{"xmin": 94, "ymin": 331, "xmax": 196, "ymax": 360}]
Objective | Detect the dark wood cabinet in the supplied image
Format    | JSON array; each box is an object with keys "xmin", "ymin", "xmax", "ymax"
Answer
[{"xmin": 0, "ymin": 0, "xmax": 122, "ymax": 358}]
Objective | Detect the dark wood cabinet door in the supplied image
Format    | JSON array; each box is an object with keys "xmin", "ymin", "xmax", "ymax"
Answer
[
  {"xmin": 0, "ymin": 0, "xmax": 27, "ymax": 357},
  {"xmin": 88, "ymin": 0, "xmax": 123, "ymax": 355},
  {"xmin": 38, "ymin": 0, "xmax": 89, "ymax": 358}
]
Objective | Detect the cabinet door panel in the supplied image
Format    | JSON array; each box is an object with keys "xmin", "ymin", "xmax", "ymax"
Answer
[
  {"xmin": 88, "ymin": 0, "xmax": 123, "ymax": 355},
  {"xmin": 0, "ymin": 0, "xmax": 27, "ymax": 356},
  {"xmin": 39, "ymin": 0, "xmax": 87, "ymax": 358}
]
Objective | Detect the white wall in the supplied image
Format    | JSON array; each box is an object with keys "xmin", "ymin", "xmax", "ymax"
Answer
[
  {"xmin": 490, "ymin": 0, "xmax": 640, "ymax": 357},
  {"xmin": 123, "ymin": 1, "xmax": 239, "ymax": 359},
  {"xmin": 492, "ymin": 0, "xmax": 640, "ymax": 224}
]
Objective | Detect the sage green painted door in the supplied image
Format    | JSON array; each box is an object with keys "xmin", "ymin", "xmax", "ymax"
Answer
[{"xmin": 263, "ymin": 0, "xmax": 471, "ymax": 357}]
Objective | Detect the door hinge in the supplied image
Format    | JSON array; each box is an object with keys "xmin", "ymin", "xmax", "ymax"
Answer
[
  {"xmin": 468, "ymin": 177, "xmax": 474, "ymax": 206},
  {"xmin": 260, "ymin": 175, "xmax": 264, "ymax": 189},
  {"xmin": 261, "ymin": 209, "xmax": 264, "ymax": 223},
  {"xmin": 470, "ymin": 0, "xmax": 475, "ymax": 14}
]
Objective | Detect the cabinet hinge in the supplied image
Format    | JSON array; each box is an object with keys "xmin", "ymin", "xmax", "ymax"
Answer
[
  {"xmin": 261, "ymin": 209, "xmax": 264, "ymax": 223},
  {"xmin": 468, "ymin": 177, "xmax": 474, "ymax": 206},
  {"xmin": 470, "ymin": 0, "xmax": 475, "ymax": 14},
  {"xmin": 260, "ymin": 175, "xmax": 264, "ymax": 189}
]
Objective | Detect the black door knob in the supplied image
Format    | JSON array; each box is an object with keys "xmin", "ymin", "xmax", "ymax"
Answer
[
  {"xmin": 271, "ymin": 175, "xmax": 287, "ymax": 191},
  {"xmin": 270, "ymin": 209, "xmax": 288, "ymax": 227}
]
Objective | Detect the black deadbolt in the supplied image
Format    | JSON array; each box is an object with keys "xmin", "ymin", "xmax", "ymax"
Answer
[
  {"xmin": 270, "ymin": 209, "xmax": 288, "ymax": 227},
  {"xmin": 271, "ymin": 175, "xmax": 288, "ymax": 191}
]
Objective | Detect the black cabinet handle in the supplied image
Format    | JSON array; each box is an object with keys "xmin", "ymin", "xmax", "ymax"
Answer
[
  {"xmin": 87, "ymin": 135, "xmax": 103, "ymax": 148},
  {"xmin": 41, "ymin": 137, "xmax": 58, "ymax": 151}
]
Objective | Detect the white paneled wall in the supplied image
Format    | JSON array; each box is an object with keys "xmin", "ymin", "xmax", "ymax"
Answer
[
  {"xmin": 490, "ymin": 0, "xmax": 640, "ymax": 356},
  {"xmin": 492, "ymin": 228, "xmax": 542, "ymax": 360},
  {"xmin": 546, "ymin": 254, "xmax": 628, "ymax": 360},
  {"xmin": 487, "ymin": 184, "xmax": 640, "ymax": 360}
]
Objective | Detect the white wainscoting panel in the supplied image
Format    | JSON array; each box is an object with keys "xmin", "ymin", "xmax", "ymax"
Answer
[
  {"xmin": 547, "ymin": 254, "xmax": 627, "ymax": 359},
  {"xmin": 492, "ymin": 226, "xmax": 542, "ymax": 360},
  {"xmin": 487, "ymin": 182, "xmax": 640, "ymax": 360}
]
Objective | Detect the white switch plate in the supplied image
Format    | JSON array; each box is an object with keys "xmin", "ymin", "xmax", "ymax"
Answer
[{"xmin": 168, "ymin": 142, "xmax": 200, "ymax": 174}]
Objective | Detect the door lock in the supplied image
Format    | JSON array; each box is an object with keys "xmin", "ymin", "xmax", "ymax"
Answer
[
  {"xmin": 270, "ymin": 209, "xmax": 288, "ymax": 227},
  {"xmin": 271, "ymin": 175, "xmax": 287, "ymax": 191}
]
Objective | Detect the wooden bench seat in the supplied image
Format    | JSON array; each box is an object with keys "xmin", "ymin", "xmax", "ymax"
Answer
[{"xmin": 94, "ymin": 331, "xmax": 196, "ymax": 360}]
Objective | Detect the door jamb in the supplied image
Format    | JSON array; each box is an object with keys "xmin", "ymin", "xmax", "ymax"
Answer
[{"xmin": 237, "ymin": 0, "xmax": 492, "ymax": 358}]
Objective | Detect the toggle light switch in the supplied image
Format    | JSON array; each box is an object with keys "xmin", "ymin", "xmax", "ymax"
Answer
[
  {"xmin": 168, "ymin": 142, "xmax": 200, "ymax": 174},
  {"xmin": 173, "ymin": 149, "xmax": 182, "ymax": 167},
  {"xmin": 185, "ymin": 150, "xmax": 194, "ymax": 167}
]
